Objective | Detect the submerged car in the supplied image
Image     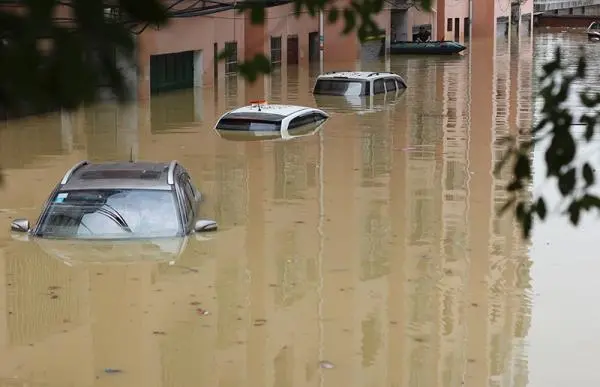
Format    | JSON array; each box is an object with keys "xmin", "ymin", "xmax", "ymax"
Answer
[
  {"xmin": 10, "ymin": 160, "xmax": 218, "ymax": 240},
  {"xmin": 213, "ymin": 100, "xmax": 329, "ymax": 140},
  {"xmin": 588, "ymin": 21, "xmax": 600, "ymax": 41},
  {"xmin": 312, "ymin": 71, "xmax": 407, "ymax": 97}
]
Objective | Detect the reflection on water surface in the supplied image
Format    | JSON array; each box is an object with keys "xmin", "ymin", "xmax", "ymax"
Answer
[{"xmin": 0, "ymin": 30, "xmax": 576, "ymax": 387}]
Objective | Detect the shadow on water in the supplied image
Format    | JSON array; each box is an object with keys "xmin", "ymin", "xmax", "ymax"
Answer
[{"xmin": 0, "ymin": 31, "xmax": 548, "ymax": 387}]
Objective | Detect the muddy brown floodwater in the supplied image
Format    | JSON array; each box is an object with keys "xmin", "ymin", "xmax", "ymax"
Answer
[{"xmin": 0, "ymin": 30, "xmax": 595, "ymax": 387}]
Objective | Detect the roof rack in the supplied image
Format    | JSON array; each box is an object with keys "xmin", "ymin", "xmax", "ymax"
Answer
[
  {"xmin": 60, "ymin": 160, "xmax": 89, "ymax": 185},
  {"xmin": 367, "ymin": 72, "xmax": 393, "ymax": 77},
  {"xmin": 167, "ymin": 160, "xmax": 178, "ymax": 185}
]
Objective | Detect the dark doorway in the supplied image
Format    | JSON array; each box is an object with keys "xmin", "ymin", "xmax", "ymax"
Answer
[
  {"xmin": 308, "ymin": 31, "xmax": 319, "ymax": 63},
  {"xmin": 464, "ymin": 17, "xmax": 470, "ymax": 38},
  {"xmin": 454, "ymin": 18, "xmax": 460, "ymax": 41},
  {"xmin": 287, "ymin": 35, "xmax": 299, "ymax": 65},
  {"xmin": 150, "ymin": 51, "xmax": 194, "ymax": 94}
]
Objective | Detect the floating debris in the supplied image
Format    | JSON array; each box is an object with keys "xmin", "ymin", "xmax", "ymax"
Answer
[
  {"xmin": 253, "ymin": 319, "xmax": 267, "ymax": 326},
  {"xmin": 196, "ymin": 308, "xmax": 209, "ymax": 316},
  {"xmin": 152, "ymin": 331, "xmax": 166, "ymax": 335},
  {"xmin": 104, "ymin": 368, "xmax": 123, "ymax": 374},
  {"xmin": 319, "ymin": 360, "xmax": 335, "ymax": 369}
]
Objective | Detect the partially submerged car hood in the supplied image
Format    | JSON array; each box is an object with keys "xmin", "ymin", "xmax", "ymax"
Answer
[{"xmin": 34, "ymin": 237, "xmax": 188, "ymax": 265}]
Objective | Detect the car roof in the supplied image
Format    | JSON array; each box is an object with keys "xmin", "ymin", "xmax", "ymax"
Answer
[
  {"xmin": 316, "ymin": 71, "xmax": 401, "ymax": 80},
  {"xmin": 223, "ymin": 103, "xmax": 320, "ymax": 118},
  {"xmin": 60, "ymin": 161, "xmax": 176, "ymax": 191}
]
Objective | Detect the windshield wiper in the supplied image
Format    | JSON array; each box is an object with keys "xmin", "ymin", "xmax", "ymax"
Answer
[{"xmin": 96, "ymin": 205, "xmax": 132, "ymax": 233}]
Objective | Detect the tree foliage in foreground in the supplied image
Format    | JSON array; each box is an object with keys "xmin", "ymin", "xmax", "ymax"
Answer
[
  {"xmin": 497, "ymin": 48, "xmax": 600, "ymax": 239},
  {"xmin": 0, "ymin": 0, "xmax": 597, "ymax": 240}
]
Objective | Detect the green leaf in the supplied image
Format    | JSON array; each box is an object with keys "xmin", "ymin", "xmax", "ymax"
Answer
[
  {"xmin": 583, "ymin": 163, "xmax": 595, "ymax": 187},
  {"xmin": 118, "ymin": 0, "xmax": 168, "ymax": 26},
  {"xmin": 580, "ymin": 91, "xmax": 600, "ymax": 108},
  {"xmin": 342, "ymin": 8, "xmax": 355, "ymax": 35},
  {"xmin": 516, "ymin": 201, "xmax": 526, "ymax": 222},
  {"xmin": 249, "ymin": 5, "xmax": 265, "ymax": 25},
  {"xmin": 521, "ymin": 211, "xmax": 533, "ymax": 239},
  {"xmin": 217, "ymin": 46, "xmax": 235, "ymax": 61},
  {"xmin": 293, "ymin": 0, "xmax": 303, "ymax": 16},
  {"xmin": 507, "ymin": 180, "xmax": 522, "ymax": 192},
  {"xmin": 327, "ymin": 7, "xmax": 339, "ymax": 23},
  {"xmin": 580, "ymin": 114, "xmax": 596, "ymax": 141},
  {"xmin": 536, "ymin": 197, "xmax": 547, "ymax": 220},
  {"xmin": 238, "ymin": 53, "xmax": 272, "ymax": 82},
  {"xmin": 580, "ymin": 194, "xmax": 600, "ymax": 211},
  {"xmin": 546, "ymin": 132, "xmax": 576, "ymax": 177},
  {"xmin": 568, "ymin": 201, "xmax": 581, "ymax": 225},
  {"xmin": 498, "ymin": 196, "xmax": 516, "ymax": 215},
  {"xmin": 558, "ymin": 168, "xmax": 576, "ymax": 196},
  {"xmin": 419, "ymin": 0, "xmax": 433, "ymax": 11},
  {"xmin": 514, "ymin": 153, "xmax": 531, "ymax": 180}
]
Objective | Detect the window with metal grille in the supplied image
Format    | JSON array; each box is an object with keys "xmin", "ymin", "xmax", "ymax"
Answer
[
  {"xmin": 447, "ymin": 18, "xmax": 453, "ymax": 31},
  {"xmin": 270, "ymin": 36, "xmax": 282, "ymax": 66},
  {"xmin": 224, "ymin": 41, "xmax": 238, "ymax": 75}
]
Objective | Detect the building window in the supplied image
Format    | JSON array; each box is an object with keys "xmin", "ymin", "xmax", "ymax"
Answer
[
  {"xmin": 224, "ymin": 41, "xmax": 238, "ymax": 75},
  {"xmin": 447, "ymin": 18, "xmax": 453, "ymax": 31},
  {"xmin": 464, "ymin": 17, "xmax": 470, "ymax": 37},
  {"xmin": 270, "ymin": 36, "xmax": 282, "ymax": 66}
]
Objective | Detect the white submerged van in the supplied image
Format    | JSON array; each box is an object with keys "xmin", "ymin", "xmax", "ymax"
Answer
[{"xmin": 312, "ymin": 71, "xmax": 407, "ymax": 97}]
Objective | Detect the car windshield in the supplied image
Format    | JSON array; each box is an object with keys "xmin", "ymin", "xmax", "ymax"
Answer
[
  {"xmin": 313, "ymin": 79, "xmax": 366, "ymax": 96},
  {"xmin": 35, "ymin": 189, "xmax": 181, "ymax": 239},
  {"xmin": 216, "ymin": 118, "xmax": 281, "ymax": 131},
  {"xmin": 216, "ymin": 112, "xmax": 284, "ymax": 131}
]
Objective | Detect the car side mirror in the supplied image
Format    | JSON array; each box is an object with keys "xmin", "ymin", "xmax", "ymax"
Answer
[
  {"xmin": 194, "ymin": 219, "xmax": 217, "ymax": 232},
  {"xmin": 10, "ymin": 218, "xmax": 30, "ymax": 233}
]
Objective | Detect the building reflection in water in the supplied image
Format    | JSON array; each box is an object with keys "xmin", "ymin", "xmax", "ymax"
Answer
[{"xmin": 0, "ymin": 30, "xmax": 535, "ymax": 387}]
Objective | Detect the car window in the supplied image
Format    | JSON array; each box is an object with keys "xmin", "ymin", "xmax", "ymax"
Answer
[
  {"xmin": 313, "ymin": 79, "xmax": 366, "ymax": 96},
  {"xmin": 289, "ymin": 114, "xmax": 315, "ymax": 129},
  {"xmin": 181, "ymin": 175, "xmax": 196, "ymax": 219},
  {"xmin": 216, "ymin": 118, "xmax": 281, "ymax": 131},
  {"xmin": 373, "ymin": 79, "xmax": 385, "ymax": 94},
  {"xmin": 178, "ymin": 177, "xmax": 193, "ymax": 226},
  {"xmin": 36, "ymin": 189, "xmax": 181, "ymax": 239},
  {"xmin": 385, "ymin": 78, "xmax": 397, "ymax": 92},
  {"xmin": 394, "ymin": 79, "xmax": 403, "ymax": 89},
  {"xmin": 313, "ymin": 112, "xmax": 328, "ymax": 123}
]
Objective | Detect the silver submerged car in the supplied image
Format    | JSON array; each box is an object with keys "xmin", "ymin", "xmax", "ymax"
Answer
[{"xmin": 10, "ymin": 160, "xmax": 218, "ymax": 240}]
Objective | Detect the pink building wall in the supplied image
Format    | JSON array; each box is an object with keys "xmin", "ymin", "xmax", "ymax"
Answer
[
  {"xmin": 441, "ymin": 0, "xmax": 470, "ymax": 41},
  {"xmin": 137, "ymin": 10, "xmax": 246, "ymax": 98},
  {"xmin": 521, "ymin": 0, "xmax": 534, "ymax": 15},
  {"xmin": 265, "ymin": 3, "xmax": 319, "ymax": 66}
]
